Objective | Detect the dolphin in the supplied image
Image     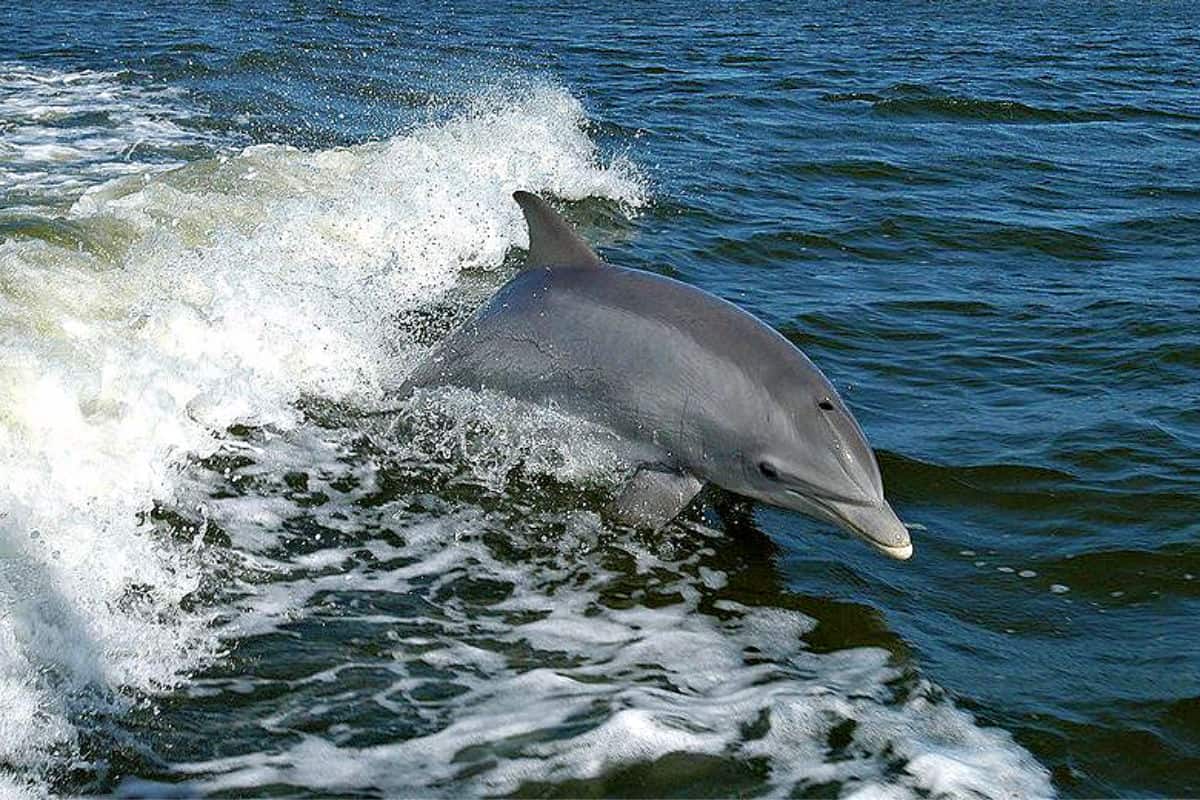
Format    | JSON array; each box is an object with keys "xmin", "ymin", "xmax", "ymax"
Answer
[{"xmin": 404, "ymin": 191, "xmax": 913, "ymax": 560}]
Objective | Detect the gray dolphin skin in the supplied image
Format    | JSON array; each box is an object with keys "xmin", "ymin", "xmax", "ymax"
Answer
[{"xmin": 405, "ymin": 191, "xmax": 913, "ymax": 560}]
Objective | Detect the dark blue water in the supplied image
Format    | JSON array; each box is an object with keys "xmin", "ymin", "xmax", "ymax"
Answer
[{"xmin": 2, "ymin": 2, "xmax": 1198, "ymax": 797}]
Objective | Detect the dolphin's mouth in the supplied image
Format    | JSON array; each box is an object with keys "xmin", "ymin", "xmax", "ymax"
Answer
[
  {"xmin": 834, "ymin": 499, "xmax": 913, "ymax": 561},
  {"xmin": 784, "ymin": 490, "xmax": 914, "ymax": 560},
  {"xmin": 865, "ymin": 537, "xmax": 914, "ymax": 561}
]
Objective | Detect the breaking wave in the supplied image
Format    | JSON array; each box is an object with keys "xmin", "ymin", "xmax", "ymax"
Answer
[{"xmin": 0, "ymin": 70, "xmax": 643, "ymax": 794}]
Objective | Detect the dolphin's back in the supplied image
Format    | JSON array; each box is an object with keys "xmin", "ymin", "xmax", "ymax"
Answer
[{"xmin": 408, "ymin": 263, "xmax": 829, "ymax": 472}]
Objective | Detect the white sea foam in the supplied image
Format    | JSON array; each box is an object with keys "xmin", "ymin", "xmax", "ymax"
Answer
[
  {"xmin": 0, "ymin": 65, "xmax": 213, "ymax": 208},
  {"xmin": 0, "ymin": 71, "xmax": 643, "ymax": 792},
  {"xmin": 122, "ymin": 431, "xmax": 1053, "ymax": 798}
]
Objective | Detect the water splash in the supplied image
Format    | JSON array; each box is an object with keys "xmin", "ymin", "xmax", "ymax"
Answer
[{"xmin": 0, "ymin": 74, "xmax": 643, "ymax": 792}]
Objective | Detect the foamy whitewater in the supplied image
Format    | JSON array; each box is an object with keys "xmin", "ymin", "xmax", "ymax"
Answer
[
  {"xmin": 0, "ymin": 66, "xmax": 212, "ymax": 209},
  {"xmin": 0, "ymin": 65, "xmax": 1052, "ymax": 797}
]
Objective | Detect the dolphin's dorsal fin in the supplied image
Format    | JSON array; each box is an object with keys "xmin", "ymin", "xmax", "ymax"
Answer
[{"xmin": 513, "ymin": 190, "xmax": 602, "ymax": 269}]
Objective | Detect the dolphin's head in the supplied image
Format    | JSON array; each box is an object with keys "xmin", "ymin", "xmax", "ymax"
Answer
[{"xmin": 731, "ymin": 363, "xmax": 913, "ymax": 561}]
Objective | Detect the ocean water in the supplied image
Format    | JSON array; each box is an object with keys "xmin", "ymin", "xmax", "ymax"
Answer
[{"xmin": 1, "ymin": 1, "xmax": 1197, "ymax": 797}]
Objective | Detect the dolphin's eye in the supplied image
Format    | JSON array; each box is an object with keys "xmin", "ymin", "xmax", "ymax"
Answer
[
  {"xmin": 818, "ymin": 398, "xmax": 834, "ymax": 411},
  {"xmin": 758, "ymin": 461, "xmax": 780, "ymax": 480}
]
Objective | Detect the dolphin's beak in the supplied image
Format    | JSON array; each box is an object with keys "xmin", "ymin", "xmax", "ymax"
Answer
[
  {"xmin": 830, "ymin": 498, "xmax": 913, "ymax": 560},
  {"xmin": 781, "ymin": 490, "xmax": 915, "ymax": 560}
]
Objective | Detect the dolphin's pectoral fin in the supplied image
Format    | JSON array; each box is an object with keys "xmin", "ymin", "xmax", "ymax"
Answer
[
  {"xmin": 608, "ymin": 467, "xmax": 704, "ymax": 531},
  {"xmin": 513, "ymin": 191, "xmax": 603, "ymax": 270}
]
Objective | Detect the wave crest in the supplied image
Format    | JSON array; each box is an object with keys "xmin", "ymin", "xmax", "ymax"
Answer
[{"xmin": 0, "ymin": 77, "xmax": 643, "ymax": 791}]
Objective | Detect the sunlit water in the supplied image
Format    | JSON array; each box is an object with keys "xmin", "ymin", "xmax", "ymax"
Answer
[{"xmin": 1, "ymin": 2, "xmax": 1197, "ymax": 797}]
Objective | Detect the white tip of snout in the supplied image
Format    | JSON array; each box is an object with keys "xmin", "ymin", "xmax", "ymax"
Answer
[
  {"xmin": 833, "ymin": 498, "xmax": 914, "ymax": 561},
  {"xmin": 874, "ymin": 539, "xmax": 914, "ymax": 561}
]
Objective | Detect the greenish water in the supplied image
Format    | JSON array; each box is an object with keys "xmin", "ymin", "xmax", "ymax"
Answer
[{"xmin": 0, "ymin": 2, "xmax": 1197, "ymax": 797}]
